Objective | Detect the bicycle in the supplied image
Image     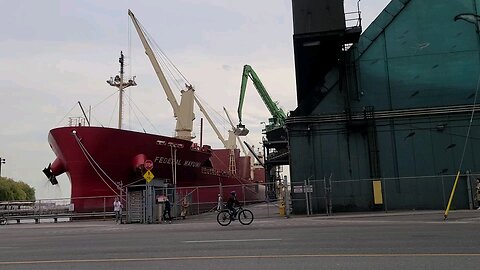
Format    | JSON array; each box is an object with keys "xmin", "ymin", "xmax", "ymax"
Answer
[{"xmin": 216, "ymin": 206, "xmax": 254, "ymax": 226}]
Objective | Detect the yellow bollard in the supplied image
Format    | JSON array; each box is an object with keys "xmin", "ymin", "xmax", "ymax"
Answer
[
  {"xmin": 279, "ymin": 201, "xmax": 285, "ymax": 216},
  {"xmin": 444, "ymin": 170, "xmax": 461, "ymax": 220}
]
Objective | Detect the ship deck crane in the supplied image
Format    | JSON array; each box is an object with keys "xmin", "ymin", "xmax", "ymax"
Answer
[
  {"xmin": 224, "ymin": 107, "xmax": 265, "ymax": 179},
  {"xmin": 193, "ymin": 95, "xmax": 236, "ymax": 150},
  {"xmin": 193, "ymin": 95, "xmax": 237, "ymax": 175},
  {"xmin": 235, "ymin": 64, "xmax": 287, "ymax": 136},
  {"xmin": 128, "ymin": 10, "xmax": 195, "ymax": 140},
  {"xmin": 223, "ymin": 107, "xmax": 248, "ymax": 157}
]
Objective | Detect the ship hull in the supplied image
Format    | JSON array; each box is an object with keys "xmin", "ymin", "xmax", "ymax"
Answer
[{"xmin": 47, "ymin": 126, "xmax": 263, "ymax": 211}]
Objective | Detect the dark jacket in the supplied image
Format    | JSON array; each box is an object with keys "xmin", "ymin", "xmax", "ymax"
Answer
[
  {"xmin": 165, "ymin": 200, "xmax": 171, "ymax": 211},
  {"xmin": 226, "ymin": 196, "xmax": 239, "ymax": 209}
]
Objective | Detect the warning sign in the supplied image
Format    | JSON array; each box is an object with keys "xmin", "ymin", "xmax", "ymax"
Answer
[{"xmin": 143, "ymin": 170, "xmax": 154, "ymax": 182}]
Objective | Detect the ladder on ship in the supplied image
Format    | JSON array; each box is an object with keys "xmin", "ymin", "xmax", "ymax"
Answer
[{"xmin": 228, "ymin": 149, "xmax": 236, "ymax": 175}]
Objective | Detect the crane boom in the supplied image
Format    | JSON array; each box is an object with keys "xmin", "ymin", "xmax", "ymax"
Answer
[
  {"xmin": 193, "ymin": 95, "xmax": 236, "ymax": 149},
  {"xmin": 236, "ymin": 65, "xmax": 286, "ymax": 135},
  {"xmin": 128, "ymin": 10, "xmax": 180, "ymax": 116},
  {"xmin": 128, "ymin": 10, "xmax": 194, "ymax": 140}
]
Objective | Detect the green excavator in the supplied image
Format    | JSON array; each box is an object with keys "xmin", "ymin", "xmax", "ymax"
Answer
[{"xmin": 235, "ymin": 64, "xmax": 287, "ymax": 136}]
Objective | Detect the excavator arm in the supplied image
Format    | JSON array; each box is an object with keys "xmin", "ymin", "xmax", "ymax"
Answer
[{"xmin": 236, "ymin": 65, "xmax": 286, "ymax": 135}]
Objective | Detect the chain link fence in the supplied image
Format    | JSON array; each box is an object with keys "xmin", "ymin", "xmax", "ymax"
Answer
[
  {"xmin": 158, "ymin": 182, "xmax": 285, "ymax": 220},
  {"xmin": 289, "ymin": 172, "xmax": 480, "ymax": 215},
  {"xmin": 1, "ymin": 182, "xmax": 289, "ymax": 224},
  {"xmin": 4, "ymin": 173, "xmax": 476, "ymax": 223}
]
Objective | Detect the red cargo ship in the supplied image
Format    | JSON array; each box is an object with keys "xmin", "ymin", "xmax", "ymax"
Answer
[
  {"xmin": 45, "ymin": 125, "xmax": 262, "ymax": 212},
  {"xmin": 43, "ymin": 10, "xmax": 265, "ymax": 212}
]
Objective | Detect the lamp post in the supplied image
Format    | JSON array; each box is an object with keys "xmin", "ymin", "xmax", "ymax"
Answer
[
  {"xmin": 0, "ymin": 157, "xmax": 5, "ymax": 177},
  {"xmin": 169, "ymin": 143, "xmax": 181, "ymax": 216}
]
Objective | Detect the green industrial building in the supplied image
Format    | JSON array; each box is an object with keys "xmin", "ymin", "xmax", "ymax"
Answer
[{"xmin": 286, "ymin": 0, "xmax": 480, "ymax": 214}]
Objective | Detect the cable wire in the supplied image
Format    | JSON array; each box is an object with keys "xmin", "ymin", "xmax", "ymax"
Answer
[
  {"xmin": 73, "ymin": 132, "xmax": 121, "ymax": 196},
  {"xmin": 55, "ymin": 103, "xmax": 78, "ymax": 126}
]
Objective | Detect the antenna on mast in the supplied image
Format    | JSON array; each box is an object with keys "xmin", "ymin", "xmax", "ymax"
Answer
[{"xmin": 107, "ymin": 51, "xmax": 137, "ymax": 129}]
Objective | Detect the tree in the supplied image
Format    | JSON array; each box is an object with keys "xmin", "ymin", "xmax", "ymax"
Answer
[
  {"xmin": 0, "ymin": 179, "xmax": 14, "ymax": 201},
  {"xmin": 0, "ymin": 177, "xmax": 35, "ymax": 201},
  {"xmin": 17, "ymin": 181, "xmax": 35, "ymax": 201}
]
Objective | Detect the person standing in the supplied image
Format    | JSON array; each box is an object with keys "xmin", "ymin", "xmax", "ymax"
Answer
[
  {"xmin": 113, "ymin": 197, "xmax": 123, "ymax": 224},
  {"xmin": 163, "ymin": 197, "xmax": 172, "ymax": 223},
  {"xmin": 180, "ymin": 197, "xmax": 189, "ymax": 219},
  {"xmin": 217, "ymin": 193, "xmax": 223, "ymax": 212}
]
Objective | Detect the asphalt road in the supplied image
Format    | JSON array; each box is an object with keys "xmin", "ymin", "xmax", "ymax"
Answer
[{"xmin": 1, "ymin": 209, "xmax": 480, "ymax": 270}]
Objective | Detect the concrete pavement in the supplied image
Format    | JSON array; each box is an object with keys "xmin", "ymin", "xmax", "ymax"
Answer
[{"xmin": 1, "ymin": 207, "xmax": 480, "ymax": 269}]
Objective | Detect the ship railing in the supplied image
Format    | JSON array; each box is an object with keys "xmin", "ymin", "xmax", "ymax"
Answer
[{"xmin": 67, "ymin": 117, "xmax": 87, "ymax": 127}]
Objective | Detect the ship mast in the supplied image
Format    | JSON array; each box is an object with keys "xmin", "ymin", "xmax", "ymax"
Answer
[{"xmin": 107, "ymin": 51, "xmax": 137, "ymax": 129}]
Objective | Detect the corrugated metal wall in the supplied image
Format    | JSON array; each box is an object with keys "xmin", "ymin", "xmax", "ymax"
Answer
[{"xmin": 288, "ymin": 0, "xmax": 480, "ymax": 213}]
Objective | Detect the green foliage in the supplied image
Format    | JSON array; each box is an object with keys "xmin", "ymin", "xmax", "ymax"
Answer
[
  {"xmin": 17, "ymin": 181, "xmax": 35, "ymax": 201},
  {"xmin": 0, "ymin": 177, "xmax": 35, "ymax": 201}
]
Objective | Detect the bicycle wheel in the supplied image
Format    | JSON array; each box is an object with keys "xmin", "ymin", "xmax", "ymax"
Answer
[
  {"xmin": 238, "ymin": 209, "xmax": 254, "ymax": 225},
  {"xmin": 217, "ymin": 210, "xmax": 232, "ymax": 226},
  {"xmin": 0, "ymin": 218, "xmax": 7, "ymax": 226}
]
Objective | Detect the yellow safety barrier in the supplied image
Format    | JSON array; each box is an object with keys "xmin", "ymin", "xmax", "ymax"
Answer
[{"xmin": 372, "ymin": 180, "xmax": 383, "ymax": 205}]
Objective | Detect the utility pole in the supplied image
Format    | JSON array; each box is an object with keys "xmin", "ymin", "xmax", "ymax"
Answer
[
  {"xmin": 169, "ymin": 143, "xmax": 180, "ymax": 216},
  {"xmin": 0, "ymin": 157, "xmax": 5, "ymax": 177}
]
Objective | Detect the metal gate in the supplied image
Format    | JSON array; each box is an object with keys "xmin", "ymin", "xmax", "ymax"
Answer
[
  {"xmin": 127, "ymin": 190, "xmax": 143, "ymax": 223},
  {"xmin": 126, "ymin": 180, "xmax": 170, "ymax": 223}
]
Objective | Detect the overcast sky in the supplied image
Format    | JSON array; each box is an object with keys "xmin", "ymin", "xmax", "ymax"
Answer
[{"xmin": 0, "ymin": 0, "xmax": 390, "ymax": 199}]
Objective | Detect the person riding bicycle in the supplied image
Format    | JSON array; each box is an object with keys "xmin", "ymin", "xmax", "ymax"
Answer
[{"xmin": 226, "ymin": 191, "xmax": 240, "ymax": 220}]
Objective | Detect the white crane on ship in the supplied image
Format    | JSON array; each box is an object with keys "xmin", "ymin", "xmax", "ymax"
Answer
[
  {"xmin": 128, "ymin": 9, "xmax": 195, "ymax": 140},
  {"xmin": 129, "ymin": 10, "xmax": 254, "ymax": 177},
  {"xmin": 193, "ymin": 95, "xmax": 237, "ymax": 150},
  {"xmin": 224, "ymin": 107, "xmax": 258, "ymax": 179},
  {"xmin": 223, "ymin": 107, "xmax": 249, "ymax": 156},
  {"xmin": 193, "ymin": 95, "xmax": 239, "ymax": 175}
]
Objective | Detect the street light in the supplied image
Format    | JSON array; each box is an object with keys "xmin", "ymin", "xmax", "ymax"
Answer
[
  {"xmin": 0, "ymin": 157, "xmax": 5, "ymax": 177},
  {"xmin": 168, "ymin": 142, "xmax": 183, "ymax": 217}
]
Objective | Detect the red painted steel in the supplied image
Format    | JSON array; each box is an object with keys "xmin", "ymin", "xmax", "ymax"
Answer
[{"xmin": 47, "ymin": 126, "xmax": 264, "ymax": 211}]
